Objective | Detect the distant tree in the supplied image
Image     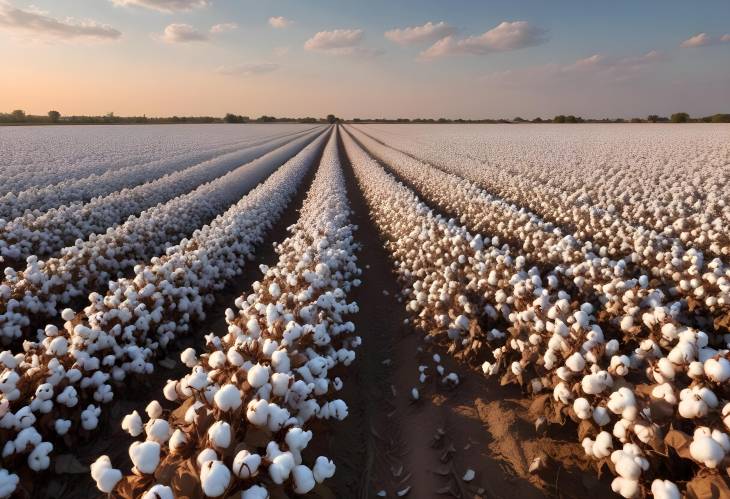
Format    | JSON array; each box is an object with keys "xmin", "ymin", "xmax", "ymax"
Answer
[
  {"xmin": 513, "ymin": 117, "xmax": 526, "ymax": 123},
  {"xmin": 11, "ymin": 109, "xmax": 25, "ymax": 122},
  {"xmin": 710, "ymin": 114, "xmax": 730, "ymax": 123},
  {"xmin": 565, "ymin": 115, "xmax": 578, "ymax": 123},
  {"xmin": 532, "ymin": 117, "xmax": 544, "ymax": 123},
  {"xmin": 48, "ymin": 110, "xmax": 61, "ymax": 122},
  {"xmin": 630, "ymin": 118, "xmax": 642, "ymax": 123},
  {"xmin": 671, "ymin": 112, "xmax": 689, "ymax": 123},
  {"xmin": 647, "ymin": 115, "xmax": 660, "ymax": 123},
  {"xmin": 224, "ymin": 113, "xmax": 239, "ymax": 123},
  {"xmin": 326, "ymin": 114, "xmax": 337, "ymax": 124},
  {"xmin": 553, "ymin": 115, "xmax": 566, "ymax": 123}
]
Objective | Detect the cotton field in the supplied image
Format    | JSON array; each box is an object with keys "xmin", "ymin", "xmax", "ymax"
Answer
[{"xmin": 1, "ymin": 123, "xmax": 729, "ymax": 499}]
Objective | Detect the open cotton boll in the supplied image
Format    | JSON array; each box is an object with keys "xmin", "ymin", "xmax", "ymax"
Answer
[
  {"xmin": 214, "ymin": 384, "xmax": 242, "ymax": 412},
  {"xmin": 313, "ymin": 456, "xmax": 336, "ymax": 483},
  {"xmin": 292, "ymin": 465, "xmax": 316, "ymax": 494},
  {"xmin": 565, "ymin": 352, "xmax": 586, "ymax": 373},
  {"xmin": 145, "ymin": 419, "xmax": 171, "ymax": 444},
  {"xmin": 28, "ymin": 442, "xmax": 53, "ymax": 471},
  {"xmin": 121, "ymin": 411, "xmax": 143, "ymax": 437},
  {"xmin": 180, "ymin": 348, "xmax": 197, "ymax": 368},
  {"xmin": 573, "ymin": 398, "xmax": 592, "ymax": 419},
  {"xmin": 141, "ymin": 484, "xmax": 174, "ymax": 499},
  {"xmin": 208, "ymin": 421, "xmax": 231, "ymax": 449},
  {"xmin": 651, "ymin": 479, "xmax": 680, "ymax": 499},
  {"xmin": 611, "ymin": 477, "xmax": 639, "ymax": 499},
  {"xmin": 129, "ymin": 441, "xmax": 160, "ymax": 474},
  {"xmin": 704, "ymin": 357, "xmax": 730, "ymax": 383},
  {"xmin": 233, "ymin": 450, "xmax": 262, "ymax": 479},
  {"xmin": 247, "ymin": 364, "xmax": 270, "ymax": 388},
  {"xmin": 54, "ymin": 419, "xmax": 72, "ymax": 436},
  {"xmin": 90, "ymin": 456, "xmax": 121, "ymax": 493},
  {"xmin": 247, "ymin": 399, "xmax": 270, "ymax": 426},
  {"xmin": 145, "ymin": 400, "xmax": 163, "ymax": 419},
  {"xmin": 169, "ymin": 429, "xmax": 187, "ymax": 453},
  {"xmin": 269, "ymin": 452, "xmax": 295, "ymax": 484},
  {"xmin": 241, "ymin": 484, "xmax": 269, "ymax": 499},
  {"xmin": 197, "ymin": 448, "xmax": 218, "ymax": 468},
  {"xmin": 200, "ymin": 460, "xmax": 231, "ymax": 497},
  {"xmin": 208, "ymin": 351, "xmax": 227, "ymax": 369},
  {"xmin": 689, "ymin": 434, "xmax": 725, "ymax": 468}
]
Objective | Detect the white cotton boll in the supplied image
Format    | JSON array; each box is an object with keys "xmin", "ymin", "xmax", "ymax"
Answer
[
  {"xmin": 269, "ymin": 452, "xmax": 295, "ymax": 484},
  {"xmin": 28, "ymin": 442, "xmax": 53, "ymax": 471},
  {"xmin": 553, "ymin": 382, "xmax": 572, "ymax": 404},
  {"xmin": 651, "ymin": 479, "xmax": 680, "ymax": 499},
  {"xmin": 607, "ymin": 388, "xmax": 638, "ymax": 421},
  {"xmin": 48, "ymin": 336, "xmax": 68, "ymax": 356},
  {"xmin": 313, "ymin": 456, "xmax": 336, "ymax": 483},
  {"xmin": 593, "ymin": 406, "xmax": 611, "ymax": 426},
  {"xmin": 573, "ymin": 398, "xmax": 592, "ymax": 419},
  {"xmin": 246, "ymin": 318, "xmax": 261, "ymax": 339},
  {"xmin": 145, "ymin": 419, "xmax": 171, "ymax": 444},
  {"xmin": 411, "ymin": 388, "xmax": 419, "ymax": 400},
  {"xmin": 208, "ymin": 421, "xmax": 232, "ymax": 449},
  {"xmin": 581, "ymin": 372, "xmax": 611, "ymax": 395},
  {"xmin": 593, "ymin": 431, "xmax": 613, "ymax": 458},
  {"xmin": 214, "ymin": 384, "xmax": 242, "ymax": 412},
  {"xmin": 129, "ymin": 441, "xmax": 160, "ymax": 474},
  {"xmin": 90, "ymin": 456, "xmax": 121, "ymax": 493},
  {"xmin": 180, "ymin": 348, "xmax": 197, "ymax": 368},
  {"xmin": 271, "ymin": 373, "xmax": 290, "ymax": 397},
  {"xmin": 247, "ymin": 364, "xmax": 270, "ymax": 388},
  {"xmin": 688, "ymin": 361, "xmax": 705, "ymax": 379},
  {"xmin": 227, "ymin": 348, "xmax": 244, "ymax": 367},
  {"xmin": 271, "ymin": 350, "xmax": 290, "ymax": 373},
  {"xmin": 292, "ymin": 465, "xmax": 316, "ymax": 494},
  {"xmin": 141, "ymin": 485, "xmax": 174, "ymax": 499},
  {"xmin": 54, "ymin": 419, "xmax": 72, "ymax": 436},
  {"xmin": 197, "ymin": 448, "xmax": 218, "ymax": 468},
  {"xmin": 61, "ymin": 309, "xmax": 75, "ymax": 321},
  {"xmin": 163, "ymin": 380, "xmax": 178, "ymax": 401},
  {"xmin": 145, "ymin": 400, "xmax": 163, "ymax": 419},
  {"xmin": 611, "ymin": 477, "xmax": 639, "ymax": 499},
  {"xmin": 565, "ymin": 352, "xmax": 585, "ymax": 372},
  {"xmin": 169, "ymin": 429, "xmax": 187, "ymax": 453},
  {"xmin": 704, "ymin": 357, "xmax": 730, "ymax": 383},
  {"xmin": 233, "ymin": 450, "xmax": 262, "ymax": 479},
  {"xmin": 208, "ymin": 351, "xmax": 227, "ymax": 369},
  {"xmin": 122, "ymin": 410, "xmax": 143, "ymax": 437},
  {"xmin": 247, "ymin": 399, "xmax": 270, "ymax": 426},
  {"xmin": 689, "ymin": 435, "xmax": 725, "ymax": 468},
  {"xmin": 241, "ymin": 484, "xmax": 269, "ymax": 499},
  {"xmin": 200, "ymin": 460, "xmax": 231, "ymax": 497}
]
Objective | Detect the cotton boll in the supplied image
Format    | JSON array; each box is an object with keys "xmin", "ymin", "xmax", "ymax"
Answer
[
  {"xmin": 611, "ymin": 477, "xmax": 639, "ymax": 499},
  {"xmin": 197, "ymin": 448, "xmax": 218, "ymax": 468},
  {"xmin": 689, "ymin": 435, "xmax": 725, "ymax": 468},
  {"xmin": 200, "ymin": 460, "xmax": 231, "ymax": 497},
  {"xmin": 90, "ymin": 456, "xmax": 121, "ymax": 493},
  {"xmin": 268, "ymin": 452, "xmax": 295, "ymax": 484},
  {"xmin": 247, "ymin": 399, "xmax": 270, "ymax": 426},
  {"xmin": 28, "ymin": 442, "xmax": 53, "ymax": 471},
  {"xmin": 163, "ymin": 380, "xmax": 178, "ymax": 401},
  {"xmin": 208, "ymin": 421, "xmax": 231, "ymax": 449},
  {"xmin": 247, "ymin": 364, "xmax": 270, "ymax": 388},
  {"xmin": 704, "ymin": 357, "xmax": 730, "ymax": 383},
  {"xmin": 214, "ymin": 384, "xmax": 242, "ymax": 412},
  {"xmin": 292, "ymin": 465, "xmax": 316, "ymax": 494},
  {"xmin": 232, "ymin": 450, "xmax": 262, "ymax": 479},
  {"xmin": 121, "ymin": 411, "xmax": 143, "ymax": 437},
  {"xmin": 54, "ymin": 419, "xmax": 72, "ymax": 436},
  {"xmin": 145, "ymin": 419, "xmax": 171, "ymax": 444},
  {"xmin": 573, "ymin": 398, "xmax": 592, "ymax": 419},
  {"xmin": 129, "ymin": 441, "xmax": 160, "ymax": 474},
  {"xmin": 651, "ymin": 479, "xmax": 680, "ymax": 499},
  {"xmin": 241, "ymin": 484, "xmax": 269, "ymax": 499},
  {"xmin": 180, "ymin": 348, "xmax": 197, "ymax": 368},
  {"xmin": 565, "ymin": 352, "xmax": 585, "ymax": 373},
  {"xmin": 169, "ymin": 429, "xmax": 187, "ymax": 453},
  {"xmin": 141, "ymin": 485, "xmax": 174, "ymax": 499},
  {"xmin": 313, "ymin": 456, "xmax": 336, "ymax": 483},
  {"xmin": 593, "ymin": 406, "xmax": 611, "ymax": 426}
]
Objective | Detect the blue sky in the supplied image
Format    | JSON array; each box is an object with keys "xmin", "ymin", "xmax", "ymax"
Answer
[{"xmin": 1, "ymin": 0, "xmax": 728, "ymax": 118}]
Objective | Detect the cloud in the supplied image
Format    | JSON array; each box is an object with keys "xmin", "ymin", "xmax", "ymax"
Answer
[
  {"xmin": 273, "ymin": 46, "xmax": 289, "ymax": 57},
  {"xmin": 210, "ymin": 22, "xmax": 237, "ymax": 34},
  {"xmin": 303, "ymin": 28, "xmax": 383, "ymax": 57},
  {"xmin": 680, "ymin": 32, "xmax": 730, "ymax": 48},
  {"xmin": 420, "ymin": 21, "xmax": 548, "ymax": 59},
  {"xmin": 268, "ymin": 16, "xmax": 292, "ymax": 29},
  {"xmin": 110, "ymin": 0, "xmax": 209, "ymax": 12},
  {"xmin": 384, "ymin": 21, "xmax": 455, "ymax": 45},
  {"xmin": 0, "ymin": 1, "xmax": 121, "ymax": 41},
  {"xmin": 482, "ymin": 50, "xmax": 665, "ymax": 86},
  {"xmin": 160, "ymin": 23, "xmax": 207, "ymax": 42},
  {"xmin": 216, "ymin": 62, "xmax": 279, "ymax": 76}
]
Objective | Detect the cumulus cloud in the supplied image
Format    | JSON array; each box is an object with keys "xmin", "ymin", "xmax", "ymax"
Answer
[
  {"xmin": 304, "ymin": 28, "xmax": 383, "ymax": 57},
  {"xmin": 268, "ymin": 16, "xmax": 292, "ymax": 29},
  {"xmin": 420, "ymin": 21, "xmax": 547, "ymax": 59},
  {"xmin": 160, "ymin": 23, "xmax": 207, "ymax": 42},
  {"xmin": 384, "ymin": 21, "xmax": 455, "ymax": 45},
  {"xmin": 680, "ymin": 32, "xmax": 730, "ymax": 48},
  {"xmin": 210, "ymin": 22, "xmax": 237, "ymax": 34},
  {"xmin": 0, "ymin": 1, "xmax": 121, "ymax": 41},
  {"xmin": 216, "ymin": 62, "xmax": 279, "ymax": 76},
  {"xmin": 110, "ymin": 0, "xmax": 209, "ymax": 12}
]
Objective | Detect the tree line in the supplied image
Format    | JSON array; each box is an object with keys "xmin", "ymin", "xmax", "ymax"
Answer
[{"xmin": 2, "ymin": 110, "xmax": 728, "ymax": 125}]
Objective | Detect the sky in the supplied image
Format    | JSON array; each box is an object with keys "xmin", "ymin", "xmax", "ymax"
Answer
[{"xmin": 0, "ymin": 0, "xmax": 729, "ymax": 119}]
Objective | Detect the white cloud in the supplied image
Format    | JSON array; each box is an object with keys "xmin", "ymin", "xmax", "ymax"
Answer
[
  {"xmin": 0, "ymin": 1, "xmax": 121, "ymax": 41},
  {"xmin": 268, "ymin": 16, "xmax": 292, "ymax": 29},
  {"xmin": 110, "ymin": 0, "xmax": 209, "ymax": 12},
  {"xmin": 384, "ymin": 21, "xmax": 455, "ymax": 45},
  {"xmin": 216, "ymin": 62, "xmax": 279, "ymax": 76},
  {"xmin": 420, "ymin": 21, "xmax": 548, "ymax": 59},
  {"xmin": 210, "ymin": 22, "xmax": 237, "ymax": 34},
  {"xmin": 680, "ymin": 32, "xmax": 730, "ymax": 48},
  {"xmin": 305, "ymin": 28, "xmax": 363, "ymax": 51},
  {"xmin": 160, "ymin": 23, "xmax": 207, "ymax": 42}
]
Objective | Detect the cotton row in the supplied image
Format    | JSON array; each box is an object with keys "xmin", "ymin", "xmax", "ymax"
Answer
[{"xmin": 89, "ymin": 128, "xmax": 359, "ymax": 498}]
